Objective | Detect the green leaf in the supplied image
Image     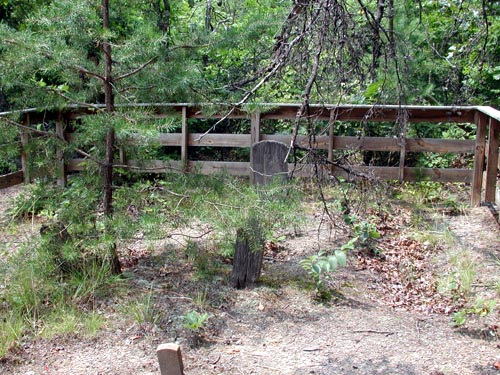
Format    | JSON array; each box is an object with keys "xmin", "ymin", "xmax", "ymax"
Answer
[
  {"xmin": 334, "ymin": 250, "xmax": 347, "ymax": 267},
  {"xmin": 311, "ymin": 263, "xmax": 322, "ymax": 275},
  {"xmin": 327, "ymin": 256, "xmax": 338, "ymax": 270},
  {"xmin": 341, "ymin": 238, "xmax": 357, "ymax": 251}
]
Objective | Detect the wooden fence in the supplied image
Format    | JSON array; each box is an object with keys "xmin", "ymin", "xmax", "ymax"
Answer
[{"xmin": 1, "ymin": 103, "xmax": 499, "ymax": 206}]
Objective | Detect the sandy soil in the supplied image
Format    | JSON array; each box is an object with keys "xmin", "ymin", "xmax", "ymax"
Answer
[{"xmin": 1, "ymin": 184, "xmax": 499, "ymax": 375}]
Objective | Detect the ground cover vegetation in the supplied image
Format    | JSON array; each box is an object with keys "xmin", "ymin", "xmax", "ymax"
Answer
[{"xmin": 0, "ymin": 0, "xmax": 499, "ymax": 370}]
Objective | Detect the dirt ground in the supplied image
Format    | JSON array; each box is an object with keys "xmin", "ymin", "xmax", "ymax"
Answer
[{"xmin": 0, "ymin": 184, "xmax": 499, "ymax": 375}]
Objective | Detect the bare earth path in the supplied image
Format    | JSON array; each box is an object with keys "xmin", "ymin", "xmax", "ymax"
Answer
[{"xmin": 1, "ymin": 185, "xmax": 499, "ymax": 375}]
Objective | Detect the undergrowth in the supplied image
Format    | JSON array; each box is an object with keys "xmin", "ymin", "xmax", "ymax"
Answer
[
  {"xmin": 1, "ymin": 174, "xmax": 497, "ymax": 358},
  {"xmin": 0, "ymin": 171, "xmax": 304, "ymax": 357}
]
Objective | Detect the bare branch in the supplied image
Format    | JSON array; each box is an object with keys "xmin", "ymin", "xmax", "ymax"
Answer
[
  {"xmin": 76, "ymin": 66, "xmax": 105, "ymax": 81},
  {"xmin": 115, "ymin": 56, "xmax": 158, "ymax": 82}
]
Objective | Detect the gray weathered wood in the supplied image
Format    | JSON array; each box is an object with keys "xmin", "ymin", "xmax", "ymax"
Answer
[
  {"xmin": 250, "ymin": 112, "xmax": 261, "ymax": 184},
  {"xmin": 231, "ymin": 217, "xmax": 264, "ymax": 289},
  {"xmin": 157, "ymin": 343, "xmax": 184, "ymax": 375},
  {"xmin": 485, "ymin": 118, "xmax": 499, "ymax": 203},
  {"xmin": 20, "ymin": 114, "xmax": 31, "ymax": 184},
  {"xmin": 472, "ymin": 112, "xmax": 488, "ymax": 206},
  {"xmin": 251, "ymin": 140, "xmax": 288, "ymax": 185},
  {"xmin": 181, "ymin": 106, "xmax": 189, "ymax": 172}
]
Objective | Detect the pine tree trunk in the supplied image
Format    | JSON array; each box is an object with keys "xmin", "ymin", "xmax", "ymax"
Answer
[
  {"xmin": 103, "ymin": 126, "xmax": 114, "ymax": 216},
  {"xmin": 101, "ymin": 0, "xmax": 120, "ymax": 274}
]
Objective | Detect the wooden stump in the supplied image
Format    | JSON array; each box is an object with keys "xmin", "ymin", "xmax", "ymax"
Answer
[
  {"xmin": 251, "ymin": 140, "xmax": 288, "ymax": 185},
  {"xmin": 231, "ymin": 217, "xmax": 264, "ymax": 289}
]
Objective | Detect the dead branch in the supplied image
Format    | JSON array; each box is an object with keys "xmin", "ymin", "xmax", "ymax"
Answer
[
  {"xmin": 115, "ymin": 56, "xmax": 158, "ymax": 82},
  {"xmin": 77, "ymin": 66, "xmax": 105, "ymax": 81}
]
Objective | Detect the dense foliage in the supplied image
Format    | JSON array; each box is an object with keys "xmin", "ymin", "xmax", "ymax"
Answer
[{"xmin": 0, "ymin": 0, "xmax": 498, "ymax": 110}]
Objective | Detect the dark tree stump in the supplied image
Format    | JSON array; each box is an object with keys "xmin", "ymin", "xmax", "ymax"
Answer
[
  {"xmin": 231, "ymin": 217, "xmax": 264, "ymax": 289},
  {"xmin": 251, "ymin": 140, "xmax": 288, "ymax": 185}
]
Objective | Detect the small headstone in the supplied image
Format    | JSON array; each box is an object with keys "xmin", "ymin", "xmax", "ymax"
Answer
[
  {"xmin": 157, "ymin": 343, "xmax": 184, "ymax": 375},
  {"xmin": 251, "ymin": 140, "xmax": 288, "ymax": 185}
]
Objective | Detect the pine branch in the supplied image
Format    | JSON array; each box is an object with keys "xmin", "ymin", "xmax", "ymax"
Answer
[
  {"xmin": 0, "ymin": 116, "xmax": 103, "ymax": 166},
  {"xmin": 114, "ymin": 56, "xmax": 158, "ymax": 82},
  {"xmin": 76, "ymin": 66, "xmax": 105, "ymax": 81}
]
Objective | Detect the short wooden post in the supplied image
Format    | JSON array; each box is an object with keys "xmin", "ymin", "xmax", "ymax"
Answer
[
  {"xmin": 472, "ymin": 112, "xmax": 488, "ymax": 207},
  {"xmin": 56, "ymin": 112, "xmax": 67, "ymax": 187},
  {"xmin": 328, "ymin": 110, "xmax": 336, "ymax": 174},
  {"xmin": 157, "ymin": 343, "xmax": 184, "ymax": 375},
  {"xmin": 231, "ymin": 216, "xmax": 264, "ymax": 289},
  {"xmin": 485, "ymin": 118, "xmax": 499, "ymax": 203},
  {"xmin": 251, "ymin": 140, "xmax": 288, "ymax": 185},
  {"xmin": 250, "ymin": 111, "xmax": 261, "ymax": 183},
  {"xmin": 398, "ymin": 113, "xmax": 409, "ymax": 183},
  {"xmin": 20, "ymin": 114, "xmax": 31, "ymax": 184},
  {"xmin": 398, "ymin": 137, "xmax": 407, "ymax": 182},
  {"xmin": 181, "ymin": 106, "xmax": 189, "ymax": 172}
]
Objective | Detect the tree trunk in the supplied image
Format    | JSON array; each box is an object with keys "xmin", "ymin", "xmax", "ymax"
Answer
[
  {"xmin": 102, "ymin": 0, "xmax": 115, "ymax": 216},
  {"xmin": 101, "ymin": 0, "xmax": 121, "ymax": 274},
  {"xmin": 103, "ymin": 126, "xmax": 114, "ymax": 216}
]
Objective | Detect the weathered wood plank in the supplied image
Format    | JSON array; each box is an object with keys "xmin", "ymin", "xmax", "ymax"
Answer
[
  {"xmin": 485, "ymin": 118, "xmax": 499, "ymax": 202},
  {"xmin": 250, "ymin": 112, "xmax": 261, "ymax": 184},
  {"xmin": 69, "ymin": 158, "xmax": 474, "ymax": 183},
  {"xmin": 292, "ymin": 164, "xmax": 473, "ymax": 183},
  {"xmin": 72, "ymin": 132, "xmax": 475, "ymax": 154},
  {"xmin": 406, "ymin": 138, "xmax": 475, "ymax": 153},
  {"xmin": 20, "ymin": 114, "xmax": 31, "ymax": 184},
  {"xmin": 189, "ymin": 134, "xmax": 250, "ymax": 147},
  {"xmin": 0, "ymin": 171, "xmax": 24, "ymax": 189},
  {"xmin": 472, "ymin": 113, "xmax": 488, "ymax": 206},
  {"xmin": 251, "ymin": 141, "xmax": 288, "ymax": 185},
  {"xmin": 181, "ymin": 106, "xmax": 188, "ymax": 171},
  {"xmin": 188, "ymin": 161, "xmax": 249, "ymax": 176}
]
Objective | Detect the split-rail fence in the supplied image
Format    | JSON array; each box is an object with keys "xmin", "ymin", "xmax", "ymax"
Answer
[{"xmin": 0, "ymin": 103, "xmax": 499, "ymax": 206}]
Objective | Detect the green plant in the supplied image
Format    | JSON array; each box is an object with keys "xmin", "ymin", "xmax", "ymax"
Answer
[
  {"xmin": 0, "ymin": 313, "xmax": 25, "ymax": 359},
  {"xmin": 342, "ymin": 215, "xmax": 381, "ymax": 251},
  {"xmin": 193, "ymin": 288, "xmax": 209, "ymax": 310},
  {"xmin": 181, "ymin": 310, "xmax": 209, "ymax": 332},
  {"xmin": 452, "ymin": 298, "xmax": 497, "ymax": 327},
  {"xmin": 300, "ymin": 249, "xmax": 347, "ymax": 298},
  {"xmin": 126, "ymin": 288, "xmax": 161, "ymax": 327},
  {"xmin": 447, "ymin": 251, "xmax": 476, "ymax": 297},
  {"xmin": 353, "ymin": 220, "xmax": 381, "ymax": 247}
]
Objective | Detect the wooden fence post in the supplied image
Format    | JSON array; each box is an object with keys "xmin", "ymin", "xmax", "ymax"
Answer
[
  {"xmin": 250, "ymin": 111, "xmax": 261, "ymax": 183},
  {"xmin": 398, "ymin": 112, "xmax": 409, "ymax": 182},
  {"xmin": 472, "ymin": 112, "xmax": 488, "ymax": 207},
  {"xmin": 157, "ymin": 343, "xmax": 184, "ymax": 375},
  {"xmin": 20, "ymin": 113, "xmax": 31, "ymax": 184},
  {"xmin": 181, "ymin": 106, "xmax": 189, "ymax": 172},
  {"xmin": 485, "ymin": 117, "xmax": 499, "ymax": 203},
  {"xmin": 328, "ymin": 109, "xmax": 336, "ymax": 174},
  {"xmin": 56, "ymin": 112, "xmax": 67, "ymax": 187}
]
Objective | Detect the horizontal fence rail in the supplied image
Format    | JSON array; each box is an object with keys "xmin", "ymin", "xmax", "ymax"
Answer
[{"xmin": 0, "ymin": 103, "xmax": 499, "ymax": 206}]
